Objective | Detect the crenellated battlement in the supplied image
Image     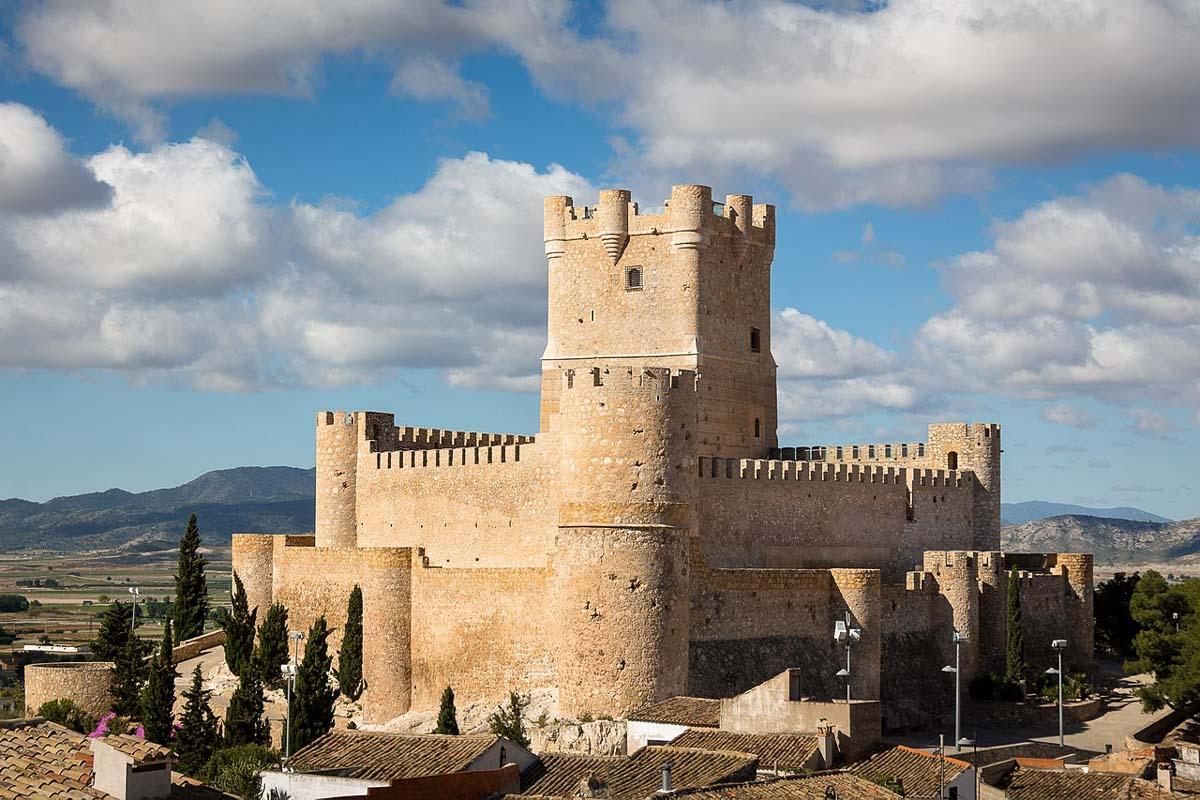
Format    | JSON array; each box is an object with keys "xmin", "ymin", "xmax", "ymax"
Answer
[
  {"xmin": 771, "ymin": 442, "xmax": 929, "ymax": 463},
  {"xmin": 697, "ymin": 458, "xmax": 974, "ymax": 490},
  {"xmin": 372, "ymin": 442, "xmax": 529, "ymax": 470}
]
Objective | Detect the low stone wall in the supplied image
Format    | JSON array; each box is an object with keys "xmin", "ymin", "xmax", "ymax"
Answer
[
  {"xmin": 24, "ymin": 661, "xmax": 115, "ymax": 719},
  {"xmin": 171, "ymin": 630, "xmax": 226, "ymax": 663},
  {"xmin": 965, "ymin": 697, "xmax": 1103, "ymax": 729}
]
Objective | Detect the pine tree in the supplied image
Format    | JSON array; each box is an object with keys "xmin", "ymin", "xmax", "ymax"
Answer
[
  {"xmin": 172, "ymin": 513, "xmax": 209, "ymax": 643},
  {"xmin": 224, "ymin": 654, "xmax": 269, "ymax": 747},
  {"xmin": 289, "ymin": 615, "xmax": 338, "ymax": 753},
  {"xmin": 93, "ymin": 601, "xmax": 136, "ymax": 661},
  {"xmin": 435, "ymin": 686, "xmax": 459, "ymax": 735},
  {"xmin": 487, "ymin": 691, "xmax": 530, "ymax": 748},
  {"xmin": 111, "ymin": 632, "xmax": 152, "ymax": 716},
  {"xmin": 1006, "ymin": 567, "xmax": 1027, "ymax": 686},
  {"xmin": 335, "ymin": 586, "xmax": 364, "ymax": 700},
  {"xmin": 256, "ymin": 603, "xmax": 290, "ymax": 690},
  {"xmin": 140, "ymin": 620, "xmax": 178, "ymax": 744},
  {"xmin": 223, "ymin": 573, "xmax": 257, "ymax": 677},
  {"xmin": 175, "ymin": 665, "xmax": 220, "ymax": 776}
]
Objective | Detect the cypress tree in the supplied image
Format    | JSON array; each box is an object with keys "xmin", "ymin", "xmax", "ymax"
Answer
[
  {"xmin": 223, "ymin": 573, "xmax": 257, "ymax": 677},
  {"xmin": 111, "ymin": 632, "xmax": 151, "ymax": 716},
  {"xmin": 335, "ymin": 586, "xmax": 364, "ymax": 700},
  {"xmin": 224, "ymin": 653, "xmax": 269, "ymax": 747},
  {"xmin": 172, "ymin": 513, "xmax": 209, "ymax": 643},
  {"xmin": 140, "ymin": 620, "xmax": 178, "ymax": 744},
  {"xmin": 175, "ymin": 665, "xmax": 220, "ymax": 776},
  {"xmin": 1006, "ymin": 568, "xmax": 1027, "ymax": 685},
  {"xmin": 256, "ymin": 603, "xmax": 290, "ymax": 690},
  {"xmin": 93, "ymin": 601, "xmax": 135, "ymax": 661},
  {"xmin": 435, "ymin": 686, "xmax": 459, "ymax": 735},
  {"xmin": 289, "ymin": 615, "xmax": 338, "ymax": 753}
]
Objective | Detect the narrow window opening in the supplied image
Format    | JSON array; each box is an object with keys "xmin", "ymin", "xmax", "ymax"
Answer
[
  {"xmin": 754, "ymin": 418, "xmax": 761, "ymax": 438},
  {"xmin": 625, "ymin": 266, "xmax": 643, "ymax": 290},
  {"xmin": 590, "ymin": 309, "xmax": 595, "ymax": 321},
  {"xmin": 750, "ymin": 327, "xmax": 762, "ymax": 352},
  {"xmin": 947, "ymin": 451, "xmax": 958, "ymax": 471}
]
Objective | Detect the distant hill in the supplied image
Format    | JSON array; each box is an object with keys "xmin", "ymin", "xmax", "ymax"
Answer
[
  {"xmin": 1003, "ymin": 514, "xmax": 1200, "ymax": 562},
  {"xmin": 0, "ymin": 466, "xmax": 315, "ymax": 552},
  {"xmin": 1001, "ymin": 501, "xmax": 1170, "ymax": 525}
]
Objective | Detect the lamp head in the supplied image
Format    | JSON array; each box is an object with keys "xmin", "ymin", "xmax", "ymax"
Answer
[
  {"xmin": 942, "ymin": 665, "xmax": 957, "ymax": 673},
  {"xmin": 834, "ymin": 620, "xmax": 847, "ymax": 643},
  {"xmin": 1045, "ymin": 667, "xmax": 1060, "ymax": 675},
  {"xmin": 1051, "ymin": 639, "xmax": 1068, "ymax": 651},
  {"xmin": 836, "ymin": 668, "xmax": 850, "ymax": 678}
]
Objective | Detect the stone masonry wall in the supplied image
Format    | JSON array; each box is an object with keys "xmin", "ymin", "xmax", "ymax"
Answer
[{"xmin": 25, "ymin": 662, "xmax": 114, "ymax": 719}]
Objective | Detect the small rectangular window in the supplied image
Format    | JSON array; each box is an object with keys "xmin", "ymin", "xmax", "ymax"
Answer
[
  {"xmin": 750, "ymin": 327, "xmax": 761, "ymax": 352},
  {"xmin": 625, "ymin": 266, "xmax": 643, "ymax": 290}
]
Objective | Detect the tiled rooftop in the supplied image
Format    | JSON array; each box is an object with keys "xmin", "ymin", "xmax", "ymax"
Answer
[
  {"xmin": 850, "ymin": 745, "xmax": 970, "ymax": 798},
  {"xmin": 0, "ymin": 719, "xmax": 102, "ymax": 800},
  {"xmin": 998, "ymin": 767, "xmax": 1168, "ymax": 799},
  {"xmin": 670, "ymin": 729, "xmax": 821, "ymax": 772},
  {"xmin": 520, "ymin": 745, "xmax": 757, "ymax": 800},
  {"xmin": 628, "ymin": 696, "xmax": 721, "ymax": 727},
  {"xmin": 97, "ymin": 733, "xmax": 173, "ymax": 763},
  {"xmin": 287, "ymin": 730, "xmax": 503, "ymax": 780},
  {"xmin": 654, "ymin": 771, "xmax": 903, "ymax": 798}
]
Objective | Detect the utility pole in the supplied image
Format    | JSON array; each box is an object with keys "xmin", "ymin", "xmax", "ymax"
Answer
[
  {"xmin": 1046, "ymin": 638, "xmax": 1068, "ymax": 747},
  {"xmin": 127, "ymin": 586, "xmax": 140, "ymax": 634},
  {"xmin": 833, "ymin": 611, "xmax": 861, "ymax": 703},
  {"xmin": 942, "ymin": 629, "xmax": 967, "ymax": 751}
]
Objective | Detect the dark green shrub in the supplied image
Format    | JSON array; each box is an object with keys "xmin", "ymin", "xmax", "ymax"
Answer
[
  {"xmin": 37, "ymin": 699, "xmax": 95, "ymax": 734},
  {"xmin": 202, "ymin": 744, "xmax": 279, "ymax": 799}
]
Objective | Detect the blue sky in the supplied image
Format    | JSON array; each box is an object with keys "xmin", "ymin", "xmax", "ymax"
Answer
[{"xmin": 0, "ymin": 1, "xmax": 1197, "ymax": 519}]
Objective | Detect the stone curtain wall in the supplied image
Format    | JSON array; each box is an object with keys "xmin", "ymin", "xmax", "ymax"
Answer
[{"xmin": 25, "ymin": 662, "xmax": 115, "ymax": 719}]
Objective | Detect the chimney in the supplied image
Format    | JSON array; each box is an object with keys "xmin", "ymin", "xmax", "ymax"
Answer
[
  {"xmin": 656, "ymin": 758, "xmax": 673, "ymax": 795},
  {"xmin": 816, "ymin": 719, "xmax": 837, "ymax": 768},
  {"xmin": 1158, "ymin": 761, "xmax": 1174, "ymax": 793},
  {"xmin": 90, "ymin": 736, "xmax": 173, "ymax": 800}
]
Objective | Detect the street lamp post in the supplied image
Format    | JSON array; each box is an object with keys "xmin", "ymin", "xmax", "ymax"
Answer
[
  {"xmin": 833, "ymin": 612, "xmax": 861, "ymax": 703},
  {"xmin": 1046, "ymin": 638, "xmax": 1068, "ymax": 747},
  {"xmin": 957, "ymin": 736, "xmax": 977, "ymax": 799},
  {"xmin": 283, "ymin": 630, "xmax": 305, "ymax": 760},
  {"xmin": 942, "ymin": 630, "xmax": 968, "ymax": 751},
  {"xmin": 127, "ymin": 586, "xmax": 140, "ymax": 633}
]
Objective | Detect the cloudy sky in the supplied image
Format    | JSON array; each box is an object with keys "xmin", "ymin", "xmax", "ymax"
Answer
[{"xmin": 1, "ymin": 0, "xmax": 1197, "ymax": 519}]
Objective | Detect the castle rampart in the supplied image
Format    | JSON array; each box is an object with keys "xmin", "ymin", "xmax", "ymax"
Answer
[{"xmin": 231, "ymin": 183, "xmax": 1091, "ymax": 729}]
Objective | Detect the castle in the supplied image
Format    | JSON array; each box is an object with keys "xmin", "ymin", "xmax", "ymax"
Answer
[{"xmin": 232, "ymin": 185, "xmax": 1093, "ymax": 729}]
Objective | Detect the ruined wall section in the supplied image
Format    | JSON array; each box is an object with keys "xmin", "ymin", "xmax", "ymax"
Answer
[
  {"xmin": 542, "ymin": 186, "xmax": 777, "ymax": 457},
  {"xmin": 695, "ymin": 460, "xmax": 978, "ymax": 581},
  {"xmin": 552, "ymin": 366, "xmax": 697, "ymax": 717},
  {"xmin": 354, "ymin": 439, "xmax": 557, "ymax": 568}
]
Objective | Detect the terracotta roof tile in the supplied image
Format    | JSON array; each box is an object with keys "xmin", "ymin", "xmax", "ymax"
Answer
[
  {"xmin": 520, "ymin": 745, "xmax": 757, "ymax": 800},
  {"xmin": 288, "ymin": 730, "xmax": 503, "ymax": 780},
  {"xmin": 628, "ymin": 696, "xmax": 721, "ymax": 727},
  {"xmin": 670, "ymin": 729, "xmax": 821, "ymax": 772},
  {"xmin": 653, "ymin": 771, "xmax": 903, "ymax": 798},
  {"xmin": 98, "ymin": 733, "xmax": 173, "ymax": 763},
  {"xmin": 850, "ymin": 745, "xmax": 969, "ymax": 798},
  {"xmin": 1000, "ymin": 768, "xmax": 1134, "ymax": 799},
  {"xmin": 0, "ymin": 719, "xmax": 104, "ymax": 799}
]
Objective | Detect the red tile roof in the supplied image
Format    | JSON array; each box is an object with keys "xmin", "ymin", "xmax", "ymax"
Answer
[
  {"xmin": 670, "ymin": 729, "xmax": 821, "ymax": 773},
  {"xmin": 628, "ymin": 696, "xmax": 721, "ymax": 727},
  {"xmin": 520, "ymin": 745, "xmax": 757, "ymax": 800},
  {"xmin": 850, "ymin": 745, "xmax": 970, "ymax": 798}
]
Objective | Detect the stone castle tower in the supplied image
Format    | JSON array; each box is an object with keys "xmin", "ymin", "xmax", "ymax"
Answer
[{"xmin": 231, "ymin": 183, "xmax": 1092, "ymax": 728}]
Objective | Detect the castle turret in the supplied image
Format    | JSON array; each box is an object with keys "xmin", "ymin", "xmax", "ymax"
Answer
[
  {"xmin": 552, "ymin": 366, "xmax": 698, "ymax": 716},
  {"xmin": 927, "ymin": 423, "xmax": 1001, "ymax": 549},
  {"xmin": 360, "ymin": 548, "xmax": 413, "ymax": 723},
  {"xmin": 924, "ymin": 551, "xmax": 981, "ymax": 682},
  {"xmin": 541, "ymin": 185, "xmax": 776, "ymax": 457},
  {"xmin": 231, "ymin": 534, "xmax": 275, "ymax": 616},
  {"xmin": 831, "ymin": 569, "xmax": 882, "ymax": 701},
  {"xmin": 976, "ymin": 551, "xmax": 1007, "ymax": 675},
  {"xmin": 1056, "ymin": 553, "xmax": 1094, "ymax": 676},
  {"xmin": 316, "ymin": 411, "xmax": 359, "ymax": 548}
]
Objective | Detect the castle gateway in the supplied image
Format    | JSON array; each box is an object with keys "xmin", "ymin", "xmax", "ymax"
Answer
[{"xmin": 232, "ymin": 185, "xmax": 1093, "ymax": 728}]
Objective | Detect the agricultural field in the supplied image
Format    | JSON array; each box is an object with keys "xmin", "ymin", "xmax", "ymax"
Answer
[{"xmin": 0, "ymin": 545, "xmax": 232, "ymax": 651}]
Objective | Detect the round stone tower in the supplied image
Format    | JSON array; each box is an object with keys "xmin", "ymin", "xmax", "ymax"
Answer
[
  {"xmin": 360, "ymin": 548, "xmax": 413, "ymax": 723},
  {"xmin": 1056, "ymin": 553, "xmax": 1094, "ymax": 675},
  {"xmin": 552, "ymin": 366, "xmax": 698, "ymax": 717},
  {"xmin": 315, "ymin": 411, "xmax": 359, "ymax": 549},
  {"xmin": 830, "ymin": 569, "xmax": 882, "ymax": 700},
  {"xmin": 924, "ymin": 551, "xmax": 981, "ymax": 681}
]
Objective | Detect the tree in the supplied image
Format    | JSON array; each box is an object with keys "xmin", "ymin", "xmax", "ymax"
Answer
[
  {"xmin": 92, "ymin": 601, "xmax": 136, "ymax": 661},
  {"xmin": 172, "ymin": 513, "xmax": 210, "ymax": 643},
  {"xmin": 435, "ymin": 686, "xmax": 459, "ymax": 735},
  {"xmin": 1127, "ymin": 570, "xmax": 1199, "ymax": 711},
  {"xmin": 256, "ymin": 603, "xmax": 290, "ymax": 690},
  {"xmin": 140, "ymin": 620, "xmax": 178, "ymax": 744},
  {"xmin": 487, "ymin": 691, "xmax": 530, "ymax": 748},
  {"xmin": 223, "ymin": 573, "xmax": 257, "ymax": 677},
  {"xmin": 111, "ymin": 633, "xmax": 152, "ymax": 716},
  {"xmin": 289, "ymin": 615, "xmax": 338, "ymax": 753},
  {"xmin": 1005, "ymin": 568, "xmax": 1026, "ymax": 685},
  {"xmin": 1095, "ymin": 572, "xmax": 1141, "ymax": 658},
  {"xmin": 176, "ymin": 665, "xmax": 220, "ymax": 776},
  {"xmin": 335, "ymin": 586, "xmax": 364, "ymax": 700},
  {"xmin": 224, "ymin": 654, "xmax": 269, "ymax": 747}
]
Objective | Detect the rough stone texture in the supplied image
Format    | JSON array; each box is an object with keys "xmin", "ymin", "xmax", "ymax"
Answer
[
  {"xmin": 229, "ymin": 184, "xmax": 1093, "ymax": 728},
  {"xmin": 24, "ymin": 662, "xmax": 114, "ymax": 719}
]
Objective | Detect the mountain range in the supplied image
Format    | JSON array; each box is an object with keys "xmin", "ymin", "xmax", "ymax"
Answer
[
  {"xmin": 0, "ymin": 466, "xmax": 315, "ymax": 552},
  {"xmin": 1, "ymin": 467, "xmax": 1191, "ymax": 561}
]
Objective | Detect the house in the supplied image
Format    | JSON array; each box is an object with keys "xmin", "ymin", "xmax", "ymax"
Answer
[
  {"xmin": 259, "ymin": 729, "xmax": 537, "ymax": 800},
  {"xmin": 850, "ymin": 745, "xmax": 975, "ymax": 800},
  {"xmin": 649, "ymin": 770, "xmax": 903, "ymax": 798},
  {"xmin": 517, "ymin": 745, "xmax": 758, "ymax": 800}
]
